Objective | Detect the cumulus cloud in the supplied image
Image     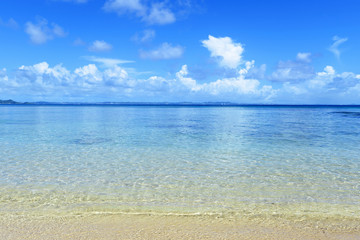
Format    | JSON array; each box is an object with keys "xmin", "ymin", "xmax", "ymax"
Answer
[
  {"xmin": 88, "ymin": 40, "xmax": 113, "ymax": 52},
  {"xmin": 269, "ymin": 51, "xmax": 360, "ymax": 102},
  {"xmin": 18, "ymin": 62, "xmax": 72, "ymax": 84},
  {"xmin": 176, "ymin": 65, "xmax": 200, "ymax": 91},
  {"xmin": 174, "ymin": 61, "xmax": 276, "ymax": 101},
  {"xmin": 3, "ymin": 32, "xmax": 360, "ymax": 103},
  {"xmin": 74, "ymin": 64, "xmax": 102, "ymax": 85},
  {"xmin": 1, "ymin": 60, "xmax": 278, "ymax": 102},
  {"xmin": 306, "ymin": 66, "xmax": 335, "ymax": 89},
  {"xmin": 275, "ymin": 64, "xmax": 360, "ymax": 104},
  {"xmin": 140, "ymin": 75, "xmax": 171, "ymax": 92},
  {"xmin": 13, "ymin": 62, "xmax": 130, "ymax": 90},
  {"xmin": 103, "ymin": 66, "xmax": 130, "ymax": 86},
  {"xmin": 25, "ymin": 18, "xmax": 67, "ymax": 44},
  {"xmin": 140, "ymin": 43, "xmax": 184, "ymax": 60},
  {"xmin": 202, "ymin": 35, "xmax": 244, "ymax": 69},
  {"xmin": 103, "ymin": 0, "xmax": 175, "ymax": 25},
  {"xmin": 2, "ymin": 59, "xmax": 360, "ymax": 104},
  {"xmin": 329, "ymin": 36, "xmax": 348, "ymax": 59}
]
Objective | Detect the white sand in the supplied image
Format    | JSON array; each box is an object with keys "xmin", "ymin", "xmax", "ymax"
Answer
[{"xmin": 1, "ymin": 214, "xmax": 359, "ymax": 240}]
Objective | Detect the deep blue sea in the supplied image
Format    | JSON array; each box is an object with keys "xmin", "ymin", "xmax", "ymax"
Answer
[{"xmin": 0, "ymin": 105, "xmax": 359, "ymax": 220}]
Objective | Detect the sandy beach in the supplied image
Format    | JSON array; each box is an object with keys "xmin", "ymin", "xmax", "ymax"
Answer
[{"xmin": 1, "ymin": 214, "xmax": 359, "ymax": 240}]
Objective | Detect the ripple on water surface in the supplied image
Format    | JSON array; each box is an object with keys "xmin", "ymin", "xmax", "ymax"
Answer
[{"xmin": 0, "ymin": 106, "xmax": 359, "ymax": 224}]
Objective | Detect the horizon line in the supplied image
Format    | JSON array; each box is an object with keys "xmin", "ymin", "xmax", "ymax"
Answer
[{"xmin": 1, "ymin": 99, "xmax": 360, "ymax": 107}]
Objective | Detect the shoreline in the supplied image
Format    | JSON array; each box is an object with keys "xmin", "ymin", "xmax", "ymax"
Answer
[{"xmin": 1, "ymin": 213, "xmax": 359, "ymax": 240}]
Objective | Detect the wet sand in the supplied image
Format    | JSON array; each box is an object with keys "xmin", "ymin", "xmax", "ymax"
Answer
[{"xmin": 1, "ymin": 214, "xmax": 359, "ymax": 240}]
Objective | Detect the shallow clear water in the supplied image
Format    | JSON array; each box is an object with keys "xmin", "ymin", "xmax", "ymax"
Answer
[{"xmin": 0, "ymin": 105, "xmax": 359, "ymax": 219}]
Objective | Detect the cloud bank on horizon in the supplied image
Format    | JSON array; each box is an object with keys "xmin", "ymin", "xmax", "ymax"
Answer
[
  {"xmin": 0, "ymin": 0, "xmax": 360, "ymax": 104},
  {"xmin": 2, "ymin": 34, "xmax": 360, "ymax": 104}
]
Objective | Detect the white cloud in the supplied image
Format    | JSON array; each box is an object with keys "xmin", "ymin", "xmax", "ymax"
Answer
[
  {"xmin": 132, "ymin": 29, "xmax": 156, "ymax": 43},
  {"xmin": 318, "ymin": 65, "xmax": 335, "ymax": 76},
  {"xmin": 201, "ymin": 76, "xmax": 260, "ymax": 95},
  {"xmin": 307, "ymin": 66, "xmax": 335, "ymax": 89},
  {"xmin": 17, "ymin": 62, "xmax": 72, "ymax": 86},
  {"xmin": 200, "ymin": 62, "xmax": 262, "ymax": 95},
  {"xmin": 3, "ymin": 53, "xmax": 360, "ymax": 104},
  {"xmin": 176, "ymin": 65, "xmax": 200, "ymax": 91},
  {"xmin": 74, "ymin": 64, "xmax": 102, "ymax": 85},
  {"xmin": 270, "ymin": 53, "xmax": 360, "ymax": 103},
  {"xmin": 202, "ymin": 35, "xmax": 244, "ymax": 69},
  {"xmin": 329, "ymin": 36, "xmax": 348, "ymax": 59},
  {"xmin": 103, "ymin": 0, "xmax": 175, "ymax": 25},
  {"xmin": 140, "ymin": 43, "xmax": 184, "ymax": 60},
  {"xmin": 277, "ymin": 65, "xmax": 360, "ymax": 104},
  {"xmin": 140, "ymin": 76, "xmax": 171, "ymax": 92},
  {"xmin": 296, "ymin": 52, "xmax": 311, "ymax": 63},
  {"xmin": 25, "ymin": 18, "xmax": 66, "ymax": 44},
  {"xmin": 85, "ymin": 56, "xmax": 134, "ymax": 68},
  {"xmin": 145, "ymin": 3, "xmax": 176, "ymax": 25},
  {"xmin": 14, "ymin": 62, "xmax": 133, "ymax": 90},
  {"xmin": 174, "ymin": 61, "xmax": 275, "ymax": 100},
  {"xmin": 88, "ymin": 40, "xmax": 113, "ymax": 52},
  {"xmin": 2, "ymin": 60, "xmax": 276, "ymax": 102},
  {"xmin": 104, "ymin": 66, "xmax": 131, "ymax": 86}
]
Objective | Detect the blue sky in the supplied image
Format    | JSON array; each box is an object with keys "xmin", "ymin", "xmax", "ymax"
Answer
[{"xmin": 1, "ymin": 0, "xmax": 360, "ymax": 103}]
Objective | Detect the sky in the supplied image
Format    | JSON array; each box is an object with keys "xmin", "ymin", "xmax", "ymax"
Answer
[{"xmin": 1, "ymin": 0, "xmax": 360, "ymax": 104}]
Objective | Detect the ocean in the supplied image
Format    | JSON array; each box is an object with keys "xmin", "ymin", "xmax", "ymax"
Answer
[{"xmin": 0, "ymin": 105, "xmax": 359, "ymax": 222}]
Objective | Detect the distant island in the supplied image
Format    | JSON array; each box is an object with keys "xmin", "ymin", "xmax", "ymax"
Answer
[{"xmin": 0, "ymin": 99, "xmax": 21, "ymax": 104}]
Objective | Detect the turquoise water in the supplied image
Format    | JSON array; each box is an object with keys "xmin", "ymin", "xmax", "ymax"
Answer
[{"xmin": 0, "ymin": 105, "xmax": 359, "ymax": 219}]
